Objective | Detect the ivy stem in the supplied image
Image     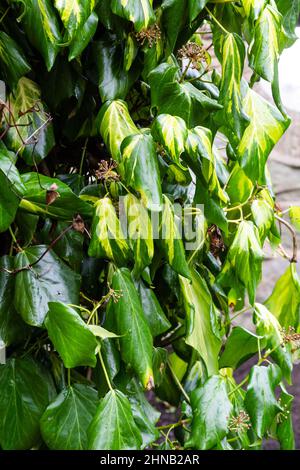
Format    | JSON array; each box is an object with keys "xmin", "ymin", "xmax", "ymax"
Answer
[
  {"xmin": 180, "ymin": 58, "xmax": 193, "ymax": 83},
  {"xmin": 98, "ymin": 350, "xmax": 113, "ymax": 392},
  {"xmin": 167, "ymin": 361, "xmax": 190, "ymax": 404},
  {"xmin": 79, "ymin": 137, "xmax": 88, "ymax": 176},
  {"xmin": 224, "ymin": 306, "xmax": 252, "ymax": 327},
  {"xmin": 157, "ymin": 418, "xmax": 191, "ymax": 431},
  {"xmin": 8, "ymin": 226, "xmax": 22, "ymax": 252},
  {"xmin": 205, "ymin": 6, "xmax": 229, "ymax": 35},
  {"xmin": 274, "ymin": 214, "xmax": 297, "ymax": 263}
]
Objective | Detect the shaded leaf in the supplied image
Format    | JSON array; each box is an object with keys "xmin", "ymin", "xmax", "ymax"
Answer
[
  {"xmin": 0, "ymin": 169, "xmax": 19, "ymax": 233},
  {"xmin": 219, "ymin": 326, "xmax": 266, "ymax": 369},
  {"xmin": 136, "ymin": 280, "xmax": 171, "ymax": 337},
  {"xmin": 0, "ymin": 31, "xmax": 31, "ymax": 90},
  {"xmin": 68, "ymin": 11, "xmax": 99, "ymax": 60}
]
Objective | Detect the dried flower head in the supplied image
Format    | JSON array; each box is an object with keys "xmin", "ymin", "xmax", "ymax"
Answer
[
  {"xmin": 280, "ymin": 326, "xmax": 300, "ymax": 352},
  {"xmin": 178, "ymin": 42, "xmax": 207, "ymax": 70},
  {"xmin": 95, "ymin": 159, "xmax": 119, "ymax": 182},
  {"xmin": 72, "ymin": 214, "xmax": 85, "ymax": 233},
  {"xmin": 228, "ymin": 411, "xmax": 251, "ymax": 433},
  {"xmin": 135, "ymin": 23, "xmax": 161, "ymax": 48}
]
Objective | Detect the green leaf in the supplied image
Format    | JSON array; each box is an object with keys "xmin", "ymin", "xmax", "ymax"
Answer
[
  {"xmin": 124, "ymin": 193, "xmax": 154, "ymax": 276},
  {"xmin": 88, "ymin": 324, "xmax": 119, "ymax": 339},
  {"xmin": 219, "ymin": 326, "xmax": 266, "ymax": 369},
  {"xmin": 0, "ymin": 357, "xmax": 55, "ymax": 450},
  {"xmin": 0, "ymin": 256, "xmax": 28, "ymax": 346},
  {"xmin": 265, "ymin": 264, "xmax": 300, "ymax": 330},
  {"xmin": 54, "ymin": 0, "xmax": 98, "ymax": 39},
  {"xmin": 251, "ymin": 198, "xmax": 274, "ymax": 240},
  {"xmin": 161, "ymin": 0, "xmax": 188, "ymax": 52},
  {"xmin": 242, "ymin": 0, "xmax": 268, "ymax": 22},
  {"xmin": 219, "ymin": 33, "xmax": 248, "ymax": 139},
  {"xmin": 88, "ymin": 197, "xmax": 131, "ymax": 266},
  {"xmin": 185, "ymin": 126, "xmax": 228, "ymax": 203},
  {"xmin": 158, "ymin": 194, "xmax": 190, "ymax": 278},
  {"xmin": 276, "ymin": 0, "xmax": 300, "ymax": 49},
  {"xmin": 111, "ymin": 0, "xmax": 155, "ymax": 32},
  {"xmin": 0, "ymin": 31, "xmax": 31, "ymax": 90},
  {"xmin": 14, "ymin": 0, "xmax": 62, "ymax": 70},
  {"xmin": 4, "ymin": 78, "xmax": 55, "ymax": 165},
  {"xmin": 188, "ymin": 0, "xmax": 208, "ymax": 23},
  {"xmin": 276, "ymin": 390, "xmax": 295, "ymax": 450},
  {"xmin": 0, "ymin": 169, "xmax": 20, "ymax": 233},
  {"xmin": 68, "ymin": 11, "xmax": 98, "ymax": 60},
  {"xmin": 45, "ymin": 302, "xmax": 97, "ymax": 368},
  {"xmin": 186, "ymin": 375, "xmax": 232, "ymax": 450},
  {"xmin": 106, "ymin": 268, "xmax": 154, "ymax": 389},
  {"xmin": 20, "ymin": 173, "xmax": 93, "ymax": 220},
  {"xmin": 0, "ymin": 142, "xmax": 26, "ymax": 196},
  {"xmin": 254, "ymin": 303, "xmax": 292, "ymax": 383},
  {"xmin": 40, "ymin": 384, "xmax": 98, "ymax": 450},
  {"xmin": 238, "ymin": 85, "xmax": 289, "ymax": 184},
  {"xmin": 289, "ymin": 206, "xmax": 300, "ymax": 232},
  {"xmin": 249, "ymin": 4, "xmax": 283, "ymax": 113},
  {"xmin": 148, "ymin": 62, "xmax": 222, "ymax": 128},
  {"xmin": 226, "ymin": 163, "xmax": 253, "ymax": 204},
  {"xmin": 14, "ymin": 245, "xmax": 81, "ymax": 326},
  {"xmin": 136, "ymin": 280, "xmax": 171, "ymax": 337},
  {"xmin": 120, "ymin": 133, "xmax": 163, "ymax": 211},
  {"xmin": 180, "ymin": 268, "xmax": 221, "ymax": 375},
  {"xmin": 88, "ymin": 389, "xmax": 142, "ymax": 449},
  {"xmin": 97, "ymin": 99, "xmax": 138, "ymax": 162},
  {"xmin": 152, "ymin": 114, "xmax": 188, "ymax": 166},
  {"xmin": 245, "ymin": 364, "xmax": 282, "ymax": 438}
]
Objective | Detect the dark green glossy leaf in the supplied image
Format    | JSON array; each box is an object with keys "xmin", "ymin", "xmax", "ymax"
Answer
[
  {"xmin": 186, "ymin": 375, "xmax": 232, "ymax": 450},
  {"xmin": 0, "ymin": 169, "xmax": 20, "ymax": 233},
  {"xmin": 161, "ymin": 0, "xmax": 188, "ymax": 52},
  {"xmin": 45, "ymin": 302, "xmax": 97, "ymax": 368},
  {"xmin": 106, "ymin": 268, "xmax": 154, "ymax": 389},
  {"xmin": 41, "ymin": 384, "xmax": 98, "ymax": 450},
  {"xmin": 68, "ymin": 11, "xmax": 99, "ymax": 60},
  {"xmin": 14, "ymin": 245, "xmax": 81, "ymax": 326},
  {"xmin": 0, "ymin": 31, "xmax": 31, "ymax": 90},
  {"xmin": 188, "ymin": 0, "xmax": 208, "ymax": 22},
  {"xmin": 54, "ymin": 0, "xmax": 98, "ymax": 40},
  {"xmin": 0, "ymin": 142, "xmax": 26, "ymax": 196},
  {"xmin": 219, "ymin": 326, "xmax": 266, "ymax": 369},
  {"xmin": 88, "ymin": 389, "xmax": 142, "ymax": 450},
  {"xmin": 0, "ymin": 357, "xmax": 55, "ymax": 450},
  {"xmin": 136, "ymin": 280, "xmax": 171, "ymax": 337},
  {"xmin": 111, "ymin": 0, "xmax": 155, "ymax": 32}
]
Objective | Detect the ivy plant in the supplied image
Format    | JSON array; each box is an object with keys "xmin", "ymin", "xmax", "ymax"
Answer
[{"xmin": 0, "ymin": 0, "xmax": 300, "ymax": 451}]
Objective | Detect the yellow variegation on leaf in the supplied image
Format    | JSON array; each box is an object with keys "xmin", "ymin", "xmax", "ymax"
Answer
[{"xmin": 152, "ymin": 114, "xmax": 188, "ymax": 167}]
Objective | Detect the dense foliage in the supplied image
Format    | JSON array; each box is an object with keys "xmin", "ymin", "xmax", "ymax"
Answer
[{"xmin": 0, "ymin": 0, "xmax": 300, "ymax": 451}]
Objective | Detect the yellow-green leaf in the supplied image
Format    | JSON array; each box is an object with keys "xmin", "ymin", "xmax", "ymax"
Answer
[
  {"xmin": 152, "ymin": 114, "xmax": 188, "ymax": 166},
  {"xmin": 54, "ymin": 0, "xmax": 98, "ymax": 39},
  {"xmin": 111, "ymin": 0, "xmax": 155, "ymax": 32},
  {"xmin": 289, "ymin": 206, "xmax": 300, "ymax": 232}
]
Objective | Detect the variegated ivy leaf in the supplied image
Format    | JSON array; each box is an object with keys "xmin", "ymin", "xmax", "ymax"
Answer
[
  {"xmin": 13, "ymin": 0, "xmax": 62, "ymax": 71},
  {"xmin": 88, "ymin": 197, "xmax": 131, "ymax": 266},
  {"xmin": 242, "ymin": 0, "xmax": 268, "ymax": 22},
  {"xmin": 249, "ymin": 4, "xmax": 284, "ymax": 113},
  {"xmin": 238, "ymin": 85, "xmax": 289, "ymax": 184},
  {"xmin": 251, "ymin": 198, "xmax": 274, "ymax": 241},
  {"xmin": 4, "ymin": 78, "xmax": 55, "ymax": 165},
  {"xmin": 276, "ymin": 0, "xmax": 300, "ymax": 49},
  {"xmin": 0, "ymin": 32, "xmax": 31, "ymax": 90},
  {"xmin": 185, "ymin": 126, "xmax": 228, "ymax": 203},
  {"xmin": 217, "ymin": 221, "xmax": 264, "ymax": 305},
  {"xmin": 265, "ymin": 264, "xmax": 300, "ymax": 330},
  {"xmin": 289, "ymin": 206, "xmax": 300, "ymax": 232},
  {"xmin": 54, "ymin": 0, "xmax": 98, "ymax": 40},
  {"xmin": 152, "ymin": 114, "xmax": 188, "ymax": 167},
  {"xmin": 97, "ymin": 100, "xmax": 138, "ymax": 162},
  {"xmin": 111, "ymin": 0, "xmax": 155, "ymax": 32},
  {"xmin": 68, "ymin": 11, "xmax": 99, "ymax": 61},
  {"xmin": 219, "ymin": 33, "xmax": 248, "ymax": 139},
  {"xmin": 158, "ymin": 195, "xmax": 190, "ymax": 279},
  {"xmin": 123, "ymin": 193, "xmax": 154, "ymax": 277},
  {"xmin": 120, "ymin": 133, "xmax": 163, "ymax": 211}
]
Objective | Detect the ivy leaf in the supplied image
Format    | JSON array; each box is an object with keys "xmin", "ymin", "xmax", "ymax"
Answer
[
  {"xmin": 0, "ymin": 169, "xmax": 20, "ymax": 233},
  {"xmin": 219, "ymin": 326, "xmax": 266, "ymax": 369},
  {"xmin": 148, "ymin": 62, "xmax": 222, "ymax": 128},
  {"xmin": 265, "ymin": 264, "xmax": 300, "ymax": 330},
  {"xmin": 0, "ymin": 256, "xmax": 28, "ymax": 346},
  {"xmin": 226, "ymin": 163, "xmax": 253, "ymax": 204},
  {"xmin": 158, "ymin": 194, "xmax": 190, "ymax": 279},
  {"xmin": 161, "ymin": 0, "xmax": 188, "ymax": 52},
  {"xmin": 245, "ymin": 364, "xmax": 282, "ymax": 438},
  {"xmin": 186, "ymin": 375, "xmax": 232, "ymax": 450},
  {"xmin": 44, "ymin": 302, "xmax": 98, "ymax": 368},
  {"xmin": 242, "ymin": 0, "xmax": 268, "ymax": 22},
  {"xmin": 4, "ymin": 78, "xmax": 55, "ymax": 165},
  {"xmin": 106, "ymin": 268, "xmax": 154, "ymax": 389},
  {"xmin": 14, "ymin": 245, "xmax": 81, "ymax": 326},
  {"xmin": 88, "ymin": 324, "xmax": 119, "ymax": 339},
  {"xmin": 152, "ymin": 114, "xmax": 188, "ymax": 167},
  {"xmin": 111, "ymin": 0, "xmax": 155, "ymax": 32},
  {"xmin": 54, "ymin": 0, "xmax": 98, "ymax": 40},
  {"xmin": 136, "ymin": 280, "xmax": 171, "ymax": 337},
  {"xmin": 88, "ymin": 390, "xmax": 142, "ymax": 450},
  {"xmin": 0, "ymin": 142, "xmax": 26, "ymax": 196},
  {"xmin": 124, "ymin": 193, "xmax": 154, "ymax": 276},
  {"xmin": 251, "ymin": 198, "xmax": 274, "ymax": 240},
  {"xmin": 254, "ymin": 303, "xmax": 292, "ymax": 383},
  {"xmin": 97, "ymin": 99, "xmax": 138, "ymax": 162},
  {"xmin": 40, "ymin": 384, "xmax": 98, "ymax": 450},
  {"xmin": 68, "ymin": 11, "xmax": 99, "ymax": 61},
  {"xmin": 0, "ymin": 357, "xmax": 55, "ymax": 450},
  {"xmin": 88, "ymin": 197, "xmax": 131, "ymax": 266},
  {"xmin": 13, "ymin": 0, "xmax": 62, "ymax": 70},
  {"xmin": 249, "ymin": 4, "xmax": 283, "ymax": 113},
  {"xmin": 0, "ymin": 31, "xmax": 31, "ymax": 90},
  {"xmin": 188, "ymin": 0, "xmax": 209, "ymax": 23},
  {"xmin": 120, "ymin": 133, "xmax": 163, "ymax": 211},
  {"xmin": 238, "ymin": 85, "xmax": 289, "ymax": 184},
  {"xmin": 180, "ymin": 268, "xmax": 221, "ymax": 375},
  {"xmin": 276, "ymin": 390, "xmax": 295, "ymax": 450},
  {"xmin": 219, "ymin": 33, "xmax": 248, "ymax": 139},
  {"xmin": 289, "ymin": 206, "xmax": 300, "ymax": 232},
  {"xmin": 20, "ymin": 173, "xmax": 93, "ymax": 219},
  {"xmin": 217, "ymin": 221, "xmax": 264, "ymax": 305},
  {"xmin": 276, "ymin": 0, "xmax": 300, "ymax": 49}
]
